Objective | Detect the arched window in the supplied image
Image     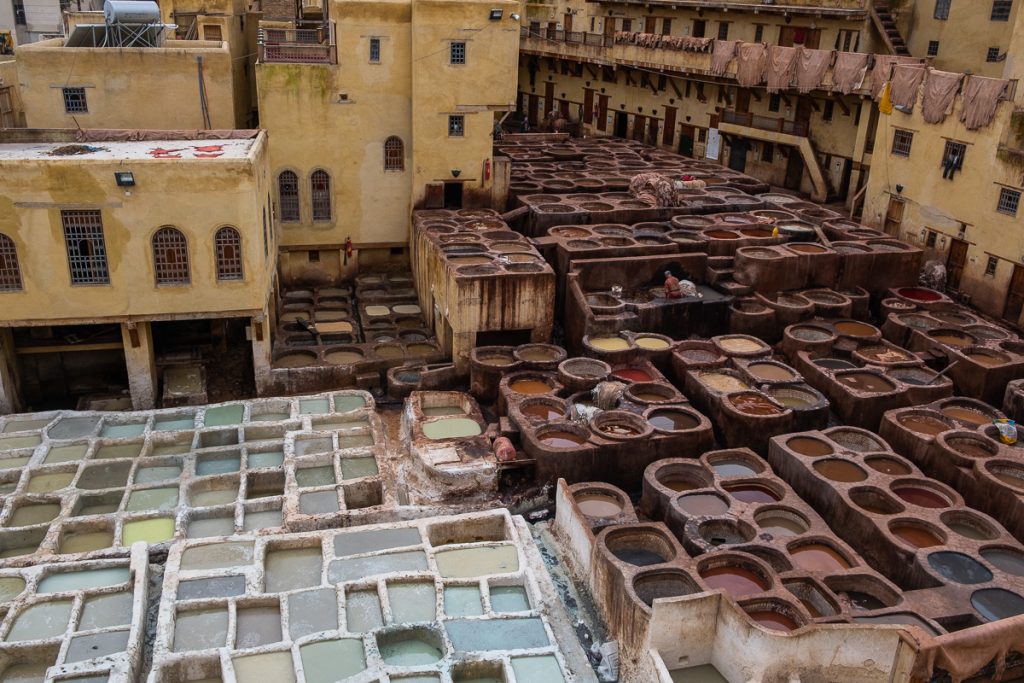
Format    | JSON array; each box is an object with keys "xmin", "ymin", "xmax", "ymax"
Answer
[
  {"xmin": 311, "ymin": 169, "xmax": 332, "ymax": 222},
  {"xmin": 384, "ymin": 136, "xmax": 404, "ymax": 171},
  {"xmin": 278, "ymin": 170, "xmax": 300, "ymax": 222},
  {"xmin": 215, "ymin": 227, "xmax": 243, "ymax": 281},
  {"xmin": 0, "ymin": 234, "xmax": 22, "ymax": 291},
  {"xmin": 152, "ymin": 227, "xmax": 190, "ymax": 285}
]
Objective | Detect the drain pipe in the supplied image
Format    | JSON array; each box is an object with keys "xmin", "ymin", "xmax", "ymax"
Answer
[{"xmin": 197, "ymin": 55, "xmax": 212, "ymax": 129}]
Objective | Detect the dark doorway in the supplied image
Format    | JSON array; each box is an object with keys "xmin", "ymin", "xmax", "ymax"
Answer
[
  {"xmin": 632, "ymin": 114, "xmax": 646, "ymax": 142},
  {"xmin": 1005, "ymin": 264, "xmax": 1024, "ymax": 324},
  {"xmin": 727, "ymin": 137, "xmax": 750, "ymax": 172},
  {"xmin": 663, "ymin": 107, "xmax": 677, "ymax": 147},
  {"xmin": 614, "ymin": 111, "xmax": 628, "ymax": 138},
  {"xmin": 444, "ymin": 182, "xmax": 463, "ymax": 209},
  {"xmin": 946, "ymin": 238, "xmax": 969, "ymax": 291},
  {"xmin": 647, "ymin": 118, "xmax": 659, "ymax": 147},
  {"xmin": 784, "ymin": 149, "xmax": 804, "ymax": 191},
  {"xmin": 692, "ymin": 19, "xmax": 706, "ymax": 37},
  {"xmin": 678, "ymin": 124, "xmax": 695, "ymax": 156}
]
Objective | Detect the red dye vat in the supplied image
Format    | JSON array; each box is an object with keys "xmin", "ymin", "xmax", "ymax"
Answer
[
  {"xmin": 897, "ymin": 287, "xmax": 942, "ymax": 302},
  {"xmin": 746, "ymin": 610, "xmax": 799, "ymax": 632},
  {"xmin": 724, "ymin": 484, "xmax": 781, "ymax": 504},
  {"xmin": 893, "ymin": 486, "xmax": 950, "ymax": 509},
  {"xmin": 700, "ymin": 566, "xmax": 768, "ymax": 597},
  {"xmin": 612, "ymin": 368, "xmax": 653, "ymax": 382}
]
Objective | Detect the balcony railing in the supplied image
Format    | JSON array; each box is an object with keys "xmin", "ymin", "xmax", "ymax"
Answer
[
  {"xmin": 259, "ymin": 26, "xmax": 335, "ymax": 64},
  {"xmin": 522, "ymin": 26, "xmax": 613, "ymax": 48},
  {"xmin": 721, "ymin": 110, "xmax": 808, "ymax": 137}
]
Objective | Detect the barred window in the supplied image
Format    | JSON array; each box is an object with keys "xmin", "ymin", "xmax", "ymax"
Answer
[
  {"xmin": 215, "ymin": 227, "xmax": 243, "ymax": 281},
  {"xmin": 152, "ymin": 227, "xmax": 190, "ymax": 285},
  {"xmin": 278, "ymin": 171, "xmax": 300, "ymax": 222},
  {"xmin": 927, "ymin": 40, "xmax": 939, "ymax": 56},
  {"xmin": 992, "ymin": 0, "xmax": 1012, "ymax": 20},
  {"xmin": 717, "ymin": 22, "xmax": 729, "ymax": 40},
  {"xmin": 369, "ymin": 37, "xmax": 380, "ymax": 63},
  {"xmin": 934, "ymin": 0, "xmax": 951, "ymax": 19},
  {"xmin": 62, "ymin": 87, "xmax": 87, "ymax": 113},
  {"xmin": 203, "ymin": 24, "xmax": 222, "ymax": 41},
  {"xmin": 986, "ymin": 256, "xmax": 999, "ymax": 276},
  {"xmin": 384, "ymin": 136, "xmax": 404, "ymax": 171},
  {"xmin": 310, "ymin": 170, "xmax": 332, "ymax": 222},
  {"xmin": 997, "ymin": 187, "xmax": 1021, "ymax": 216},
  {"xmin": 0, "ymin": 234, "xmax": 22, "ymax": 291},
  {"xmin": 61, "ymin": 210, "xmax": 109, "ymax": 285},
  {"xmin": 987, "ymin": 47, "xmax": 1001, "ymax": 62},
  {"xmin": 448, "ymin": 115, "xmax": 464, "ymax": 137},
  {"xmin": 450, "ymin": 41, "xmax": 466, "ymax": 65},
  {"xmin": 891, "ymin": 129, "xmax": 914, "ymax": 157}
]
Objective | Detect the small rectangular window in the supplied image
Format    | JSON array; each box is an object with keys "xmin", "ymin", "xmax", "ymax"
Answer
[
  {"xmin": 934, "ymin": 0, "xmax": 951, "ymax": 19},
  {"xmin": 697, "ymin": 128, "xmax": 707, "ymax": 143},
  {"xmin": 997, "ymin": 187, "xmax": 1021, "ymax": 216},
  {"xmin": 761, "ymin": 143, "xmax": 774, "ymax": 162},
  {"xmin": 661, "ymin": 18, "xmax": 672, "ymax": 35},
  {"xmin": 992, "ymin": 0, "xmax": 1012, "ymax": 21},
  {"xmin": 927, "ymin": 40, "xmax": 939, "ymax": 56},
  {"xmin": 621, "ymin": 18, "xmax": 632, "ymax": 32},
  {"xmin": 986, "ymin": 47, "xmax": 1001, "ymax": 62},
  {"xmin": 62, "ymin": 87, "xmax": 87, "ymax": 114},
  {"xmin": 203, "ymin": 24, "xmax": 222, "ymax": 41},
  {"xmin": 823, "ymin": 101, "xmax": 835, "ymax": 122},
  {"xmin": 692, "ymin": 19, "xmax": 705, "ymax": 38},
  {"xmin": 61, "ymin": 209, "xmax": 110, "ymax": 285},
  {"xmin": 986, "ymin": 256, "xmax": 999, "ymax": 276},
  {"xmin": 449, "ymin": 41, "xmax": 466, "ymax": 65},
  {"xmin": 448, "ymin": 115, "xmax": 465, "ymax": 137},
  {"xmin": 753, "ymin": 25, "xmax": 764, "ymax": 42},
  {"xmin": 768, "ymin": 94, "xmax": 781, "ymax": 112},
  {"xmin": 308, "ymin": 250, "xmax": 320, "ymax": 263},
  {"xmin": 369, "ymin": 37, "xmax": 380, "ymax": 63},
  {"xmin": 717, "ymin": 22, "xmax": 729, "ymax": 40},
  {"xmin": 891, "ymin": 129, "xmax": 914, "ymax": 157},
  {"xmin": 926, "ymin": 231, "xmax": 937, "ymax": 248}
]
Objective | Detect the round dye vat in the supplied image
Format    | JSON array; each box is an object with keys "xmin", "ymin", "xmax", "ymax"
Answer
[
  {"xmin": 631, "ymin": 390, "xmax": 671, "ymax": 403},
  {"xmin": 276, "ymin": 352, "xmax": 316, "ymax": 368},
  {"xmin": 325, "ymin": 350, "xmax": 363, "ymax": 365},
  {"xmin": 981, "ymin": 549, "xmax": 1024, "ymax": 576},
  {"xmin": 834, "ymin": 321, "xmax": 877, "ymax": 337},
  {"xmin": 893, "ymin": 486, "xmax": 950, "ymax": 509},
  {"xmin": 858, "ymin": 346, "xmax": 911, "ymax": 363},
  {"xmin": 891, "ymin": 524, "xmax": 944, "ymax": 548},
  {"xmin": 648, "ymin": 410, "xmax": 699, "ymax": 432},
  {"xmin": 897, "ymin": 287, "xmax": 942, "ymax": 302},
  {"xmin": 786, "ymin": 437, "xmax": 834, "ymax": 457},
  {"xmin": 699, "ymin": 373, "xmax": 750, "ymax": 393},
  {"xmin": 930, "ymin": 331, "xmax": 974, "ymax": 348},
  {"xmin": 790, "ymin": 544, "xmax": 851, "ymax": 571},
  {"xmin": 755, "ymin": 512, "xmax": 808, "ymax": 537},
  {"xmin": 844, "ymin": 591, "xmax": 886, "ymax": 611},
  {"xmin": 928, "ymin": 551, "xmax": 993, "ymax": 584},
  {"xmin": 746, "ymin": 363, "xmax": 796, "ymax": 381},
  {"xmin": 422, "ymin": 418, "xmax": 481, "ymax": 440},
  {"xmin": 941, "ymin": 406, "xmax": 992, "ymax": 426},
  {"xmin": 898, "ymin": 414, "xmax": 950, "ymax": 437},
  {"xmin": 509, "ymin": 379, "xmax": 553, "ymax": 395},
  {"xmin": 612, "ymin": 547, "xmax": 668, "ymax": 566},
  {"xmin": 745, "ymin": 610, "xmax": 798, "ymax": 632},
  {"xmin": 710, "ymin": 459, "xmax": 759, "ymax": 478},
  {"xmin": 718, "ymin": 337, "xmax": 765, "ymax": 354},
  {"xmin": 517, "ymin": 346, "xmax": 560, "ymax": 362},
  {"xmin": 946, "ymin": 437, "xmax": 995, "ymax": 459},
  {"xmin": 991, "ymin": 469, "xmax": 1024, "ymax": 490},
  {"xmin": 575, "ymin": 494, "xmax": 622, "ymax": 519},
  {"xmin": 965, "ymin": 351, "xmax": 1007, "ymax": 367},
  {"xmin": 611, "ymin": 368, "xmax": 653, "ymax": 382},
  {"xmin": 521, "ymin": 404, "xmax": 563, "ymax": 421},
  {"xmin": 700, "ymin": 567, "xmax": 767, "ymax": 597},
  {"xmin": 813, "ymin": 459, "xmax": 868, "ymax": 483},
  {"xmin": 589, "ymin": 336, "xmax": 630, "ymax": 351},
  {"xmin": 729, "ymin": 393, "xmax": 784, "ymax": 416},
  {"xmin": 676, "ymin": 494, "xmax": 730, "ymax": 516},
  {"xmin": 539, "ymin": 431, "xmax": 586, "ymax": 448},
  {"xmin": 724, "ymin": 484, "xmax": 780, "ymax": 504},
  {"xmin": 972, "ymin": 589, "xmax": 1024, "ymax": 622},
  {"xmin": 789, "ymin": 243, "xmax": 826, "ymax": 253},
  {"xmin": 945, "ymin": 517, "xmax": 995, "ymax": 541},
  {"xmin": 659, "ymin": 477, "xmax": 700, "ymax": 492},
  {"xmin": 595, "ymin": 421, "xmax": 641, "ymax": 438},
  {"xmin": 865, "ymin": 457, "xmax": 912, "ymax": 476},
  {"xmin": 836, "ymin": 373, "xmax": 894, "ymax": 393},
  {"xmin": 635, "ymin": 336, "xmax": 671, "ymax": 350},
  {"xmin": 706, "ymin": 230, "xmax": 740, "ymax": 239},
  {"xmin": 790, "ymin": 326, "xmax": 833, "ymax": 342},
  {"xmin": 769, "ymin": 389, "xmax": 817, "ymax": 409},
  {"xmin": 479, "ymin": 353, "xmax": 515, "ymax": 367},
  {"xmin": 813, "ymin": 358, "xmax": 857, "ymax": 370}
]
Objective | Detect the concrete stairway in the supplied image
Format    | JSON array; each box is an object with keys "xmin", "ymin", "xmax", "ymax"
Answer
[{"xmin": 870, "ymin": 3, "xmax": 911, "ymax": 56}]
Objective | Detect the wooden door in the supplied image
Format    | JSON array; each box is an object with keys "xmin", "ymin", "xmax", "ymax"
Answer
[
  {"xmin": 597, "ymin": 94, "xmax": 609, "ymax": 131},
  {"xmin": 528, "ymin": 94, "xmax": 539, "ymax": 126},
  {"xmin": 883, "ymin": 196, "xmax": 905, "ymax": 236},
  {"xmin": 946, "ymin": 239, "xmax": 969, "ymax": 290},
  {"xmin": 647, "ymin": 118, "xmax": 659, "ymax": 146},
  {"xmin": 678, "ymin": 124, "xmax": 695, "ymax": 156},
  {"xmin": 785, "ymin": 152, "xmax": 804, "ymax": 191},
  {"xmin": 583, "ymin": 89, "xmax": 594, "ymax": 125},
  {"xmin": 644, "ymin": 16, "xmax": 656, "ymax": 33},
  {"xmin": 563, "ymin": 12, "xmax": 573, "ymax": 33},
  {"xmin": 692, "ymin": 19, "xmax": 705, "ymax": 38},
  {"xmin": 736, "ymin": 89, "xmax": 751, "ymax": 114},
  {"xmin": 604, "ymin": 17, "xmax": 616, "ymax": 40},
  {"xmin": 795, "ymin": 96, "xmax": 813, "ymax": 128},
  {"xmin": 662, "ymin": 106, "xmax": 677, "ymax": 146},
  {"xmin": 559, "ymin": 99, "xmax": 569, "ymax": 118},
  {"xmin": 544, "ymin": 82, "xmax": 555, "ymax": 117},
  {"xmin": 1004, "ymin": 264, "xmax": 1024, "ymax": 324},
  {"xmin": 632, "ymin": 114, "xmax": 646, "ymax": 142},
  {"xmin": 779, "ymin": 26, "xmax": 821, "ymax": 48}
]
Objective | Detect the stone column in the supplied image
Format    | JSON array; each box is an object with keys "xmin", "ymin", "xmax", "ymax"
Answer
[
  {"xmin": 121, "ymin": 321, "xmax": 157, "ymax": 410},
  {"xmin": 251, "ymin": 307, "xmax": 273, "ymax": 397},
  {"xmin": 0, "ymin": 328, "xmax": 21, "ymax": 415}
]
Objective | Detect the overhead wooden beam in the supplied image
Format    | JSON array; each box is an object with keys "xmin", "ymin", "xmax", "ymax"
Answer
[
  {"xmin": 835, "ymin": 97, "xmax": 851, "ymax": 116},
  {"xmin": 669, "ymin": 77, "xmax": 683, "ymax": 98},
  {"xmin": 585, "ymin": 63, "xmax": 598, "ymax": 79}
]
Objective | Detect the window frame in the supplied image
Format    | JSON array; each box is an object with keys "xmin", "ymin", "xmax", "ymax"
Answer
[
  {"xmin": 891, "ymin": 129, "xmax": 914, "ymax": 157},
  {"xmin": 369, "ymin": 37, "xmax": 381, "ymax": 63},
  {"xmin": 986, "ymin": 47, "xmax": 1001, "ymax": 62},
  {"xmin": 934, "ymin": 0, "xmax": 951, "ymax": 19},
  {"xmin": 997, "ymin": 187, "xmax": 1021, "ymax": 216},
  {"xmin": 985, "ymin": 255, "xmax": 999, "ymax": 277},
  {"xmin": 214, "ymin": 226, "xmax": 244, "ymax": 282},
  {"xmin": 942, "ymin": 140, "xmax": 966, "ymax": 175},
  {"xmin": 310, "ymin": 169, "xmax": 332, "ymax": 223},
  {"xmin": 151, "ymin": 226, "xmax": 191, "ymax": 286},
  {"xmin": 384, "ymin": 136, "xmax": 404, "ymax": 171},
  {"xmin": 61, "ymin": 209, "xmax": 110, "ymax": 286},
  {"xmin": 0, "ymin": 233, "xmax": 22, "ymax": 291},
  {"xmin": 449, "ymin": 41, "xmax": 466, "ymax": 65},
  {"xmin": 717, "ymin": 21, "xmax": 729, "ymax": 40},
  {"xmin": 277, "ymin": 170, "xmax": 300, "ymax": 223},
  {"xmin": 992, "ymin": 0, "xmax": 1012, "ymax": 21},
  {"xmin": 62, "ymin": 87, "xmax": 87, "ymax": 114},
  {"xmin": 448, "ymin": 115, "xmax": 465, "ymax": 137},
  {"xmin": 927, "ymin": 40, "xmax": 939, "ymax": 56}
]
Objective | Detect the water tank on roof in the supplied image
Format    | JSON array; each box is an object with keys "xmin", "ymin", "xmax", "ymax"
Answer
[{"xmin": 103, "ymin": 0, "xmax": 161, "ymax": 25}]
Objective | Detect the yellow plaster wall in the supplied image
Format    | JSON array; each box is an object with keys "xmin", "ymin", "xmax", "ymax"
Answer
[
  {"xmin": 15, "ymin": 39, "xmax": 240, "ymax": 129},
  {"xmin": 906, "ymin": 0, "xmax": 1019, "ymax": 76},
  {"xmin": 862, "ymin": 96, "xmax": 1024, "ymax": 324},
  {"xmin": 0, "ymin": 134, "xmax": 275, "ymax": 323},
  {"xmin": 0, "ymin": 58, "xmax": 24, "ymax": 127}
]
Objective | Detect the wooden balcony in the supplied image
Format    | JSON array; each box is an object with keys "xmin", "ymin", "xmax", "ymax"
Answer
[{"xmin": 259, "ymin": 26, "xmax": 335, "ymax": 64}]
